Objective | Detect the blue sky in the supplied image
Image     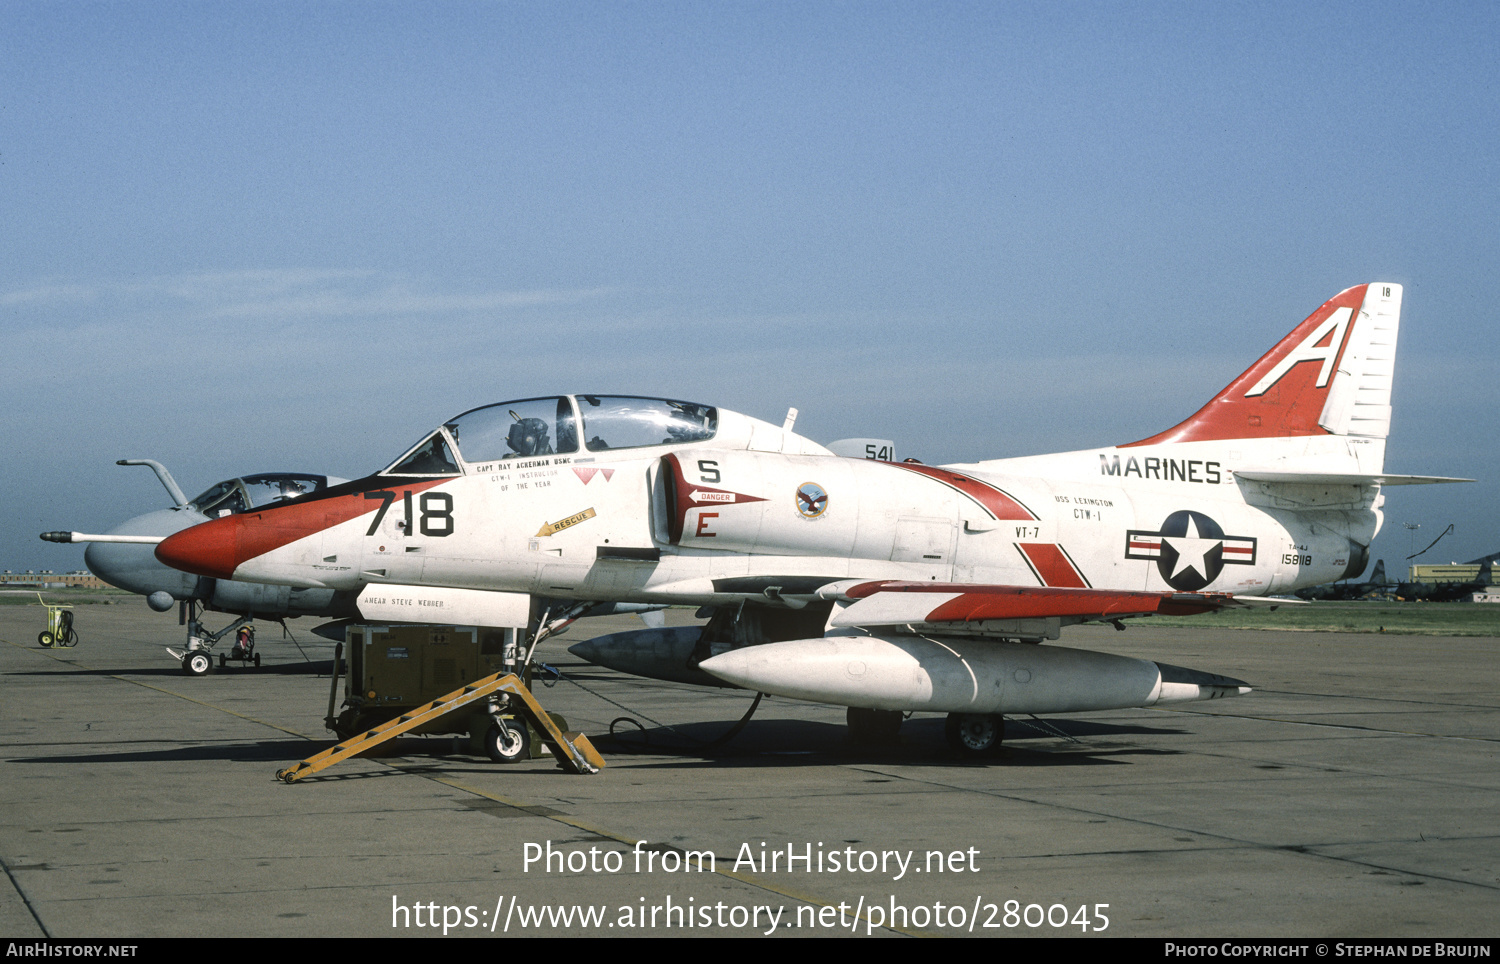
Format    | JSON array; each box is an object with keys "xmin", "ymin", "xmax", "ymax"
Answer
[{"xmin": 5, "ymin": 2, "xmax": 1496, "ymax": 574}]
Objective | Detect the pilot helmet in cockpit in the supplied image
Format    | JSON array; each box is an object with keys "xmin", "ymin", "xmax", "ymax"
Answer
[{"xmin": 506, "ymin": 414, "xmax": 552, "ymax": 457}]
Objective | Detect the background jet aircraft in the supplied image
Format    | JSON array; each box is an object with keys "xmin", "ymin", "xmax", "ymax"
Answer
[
  {"xmin": 1298, "ymin": 554, "xmax": 1494, "ymax": 602},
  {"xmin": 1294, "ymin": 559, "xmax": 1395, "ymax": 600},
  {"xmin": 153, "ymin": 284, "xmax": 1468, "ymax": 753},
  {"xmin": 41, "ymin": 459, "xmax": 663, "ymax": 675},
  {"xmin": 42, "ymin": 460, "xmax": 353, "ymax": 673},
  {"xmin": 1392, "ymin": 558, "xmax": 1494, "ymax": 602}
]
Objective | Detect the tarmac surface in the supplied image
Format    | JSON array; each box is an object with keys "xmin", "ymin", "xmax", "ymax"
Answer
[{"xmin": 2, "ymin": 601, "xmax": 1497, "ymax": 938}]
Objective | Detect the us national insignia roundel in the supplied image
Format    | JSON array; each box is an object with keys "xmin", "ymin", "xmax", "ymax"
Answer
[{"xmin": 1125, "ymin": 510, "xmax": 1258, "ymax": 591}]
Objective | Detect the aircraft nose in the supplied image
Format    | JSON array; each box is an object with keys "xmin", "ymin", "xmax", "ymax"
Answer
[
  {"xmin": 156, "ymin": 515, "xmax": 246, "ymax": 580},
  {"xmin": 85, "ymin": 508, "xmax": 207, "ymax": 597}
]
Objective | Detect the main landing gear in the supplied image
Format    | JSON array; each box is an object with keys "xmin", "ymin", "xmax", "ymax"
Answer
[
  {"xmin": 845, "ymin": 708, "xmax": 1005, "ymax": 756},
  {"xmin": 944, "ymin": 713, "xmax": 1004, "ymax": 757}
]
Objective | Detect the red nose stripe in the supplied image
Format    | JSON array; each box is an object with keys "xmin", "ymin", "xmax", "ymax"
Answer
[
  {"xmin": 156, "ymin": 516, "xmax": 245, "ymax": 580},
  {"xmin": 156, "ymin": 479, "xmax": 451, "ymax": 578}
]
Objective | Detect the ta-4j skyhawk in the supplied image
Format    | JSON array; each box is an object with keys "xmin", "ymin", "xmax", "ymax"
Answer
[{"xmin": 154, "ymin": 283, "xmax": 1464, "ymax": 753}]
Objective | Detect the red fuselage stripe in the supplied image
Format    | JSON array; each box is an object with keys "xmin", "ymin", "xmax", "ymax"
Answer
[
  {"xmin": 1017, "ymin": 543, "xmax": 1089, "ymax": 589},
  {"xmin": 885, "ymin": 463, "xmax": 1036, "ymax": 520}
]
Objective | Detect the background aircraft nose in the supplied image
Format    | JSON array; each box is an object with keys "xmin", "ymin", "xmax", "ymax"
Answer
[
  {"xmin": 85, "ymin": 508, "xmax": 207, "ymax": 598},
  {"xmin": 156, "ymin": 516, "xmax": 245, "ymax": 580}
]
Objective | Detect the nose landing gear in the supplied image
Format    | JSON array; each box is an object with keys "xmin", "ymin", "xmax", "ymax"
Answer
[{"xmin": 165, "ymin": 604, "xmax": 260, "ymax": 674}]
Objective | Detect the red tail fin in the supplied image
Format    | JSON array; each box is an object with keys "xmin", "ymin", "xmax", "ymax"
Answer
[{"xmin": 1124, "ymin": 283, "xmax": 1400, "ymax": 447}]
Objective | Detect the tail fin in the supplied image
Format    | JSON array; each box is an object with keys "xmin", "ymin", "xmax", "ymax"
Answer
[
  {"xmin": 1371, "ymin": 559, "xmax": 1387, "ymax": 585},
  {"xmin": 1125, "ymin": 283, "xmax": 1402, "ymax": 446}
]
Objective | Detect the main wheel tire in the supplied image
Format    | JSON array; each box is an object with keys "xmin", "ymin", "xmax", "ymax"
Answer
[
  {"xmin": 847, "ymin": 707, "xmax": 904, "ymax": 745},
  {"xmin": 184, "ymin": 652, "xmax": 213, "ymax": 676},
  {"xmin": 945, "ymin": 713, "xmax": 1003, "ymax": 756},
  {"xmin": 38, "ymin": 631, "xmax": 55, "ymax": 648},
  {"xmin": 484, "ymin": 720, "xmax": 530, "ymax": 764}
]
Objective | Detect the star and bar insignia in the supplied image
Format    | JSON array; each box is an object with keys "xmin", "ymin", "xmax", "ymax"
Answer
[{"xmin": 1126, "ymin": 510, "xmax": 1257, "ymax": 592}]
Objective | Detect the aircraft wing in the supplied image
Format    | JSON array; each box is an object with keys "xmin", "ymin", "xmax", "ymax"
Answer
[{"xmin": 821, "ymin": 580, "xmax": 1279, "ymax": 637}]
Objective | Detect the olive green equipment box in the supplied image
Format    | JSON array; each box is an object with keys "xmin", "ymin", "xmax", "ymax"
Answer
[{"xmin": 325, "ymin": 624, "xmax": 569, "ymax": 764}]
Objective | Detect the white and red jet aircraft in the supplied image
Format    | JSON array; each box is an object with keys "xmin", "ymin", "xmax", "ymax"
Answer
[{"xmin": 155, "ymin": 283, "xmax": 1462, "ymax": 752}]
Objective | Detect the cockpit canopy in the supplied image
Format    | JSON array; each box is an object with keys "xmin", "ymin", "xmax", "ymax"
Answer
[
  {"xmin": 383, "ymin": 395, "xmax": 719, "ymax": 476},
  {"xmin": 188, "ymin": 473, "xmax": 336, "ymax": 518}
]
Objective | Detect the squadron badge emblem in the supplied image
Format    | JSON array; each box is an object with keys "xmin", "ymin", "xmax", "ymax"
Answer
[{"xmin": 795, "ymin": 482, "xmax": 828, "ymax": 518}]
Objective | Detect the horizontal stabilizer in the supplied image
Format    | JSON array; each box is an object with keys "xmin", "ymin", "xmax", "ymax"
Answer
[{"xmin": 1233, "ymin": 470, "xmax": 1472, "ymax": 486}]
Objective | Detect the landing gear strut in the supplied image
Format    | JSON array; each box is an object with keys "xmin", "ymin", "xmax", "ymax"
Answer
[
  {"xmin": 945, "ymin": 713, "xmax": 1004, "ymax": 756},
  {"xmin": 165, "ymin": 602, "xmax": 255, "ymax": 675}
]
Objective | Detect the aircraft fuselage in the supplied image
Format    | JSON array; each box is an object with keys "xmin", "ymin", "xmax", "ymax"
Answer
[{"xmin": 184, "ymin": 439, "xmax": 1371, "ymax": 607}]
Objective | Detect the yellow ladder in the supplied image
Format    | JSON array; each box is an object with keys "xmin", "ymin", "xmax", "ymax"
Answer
[{"xmin": 276, "ymin": 672, "xmax": 605, "ymax": 783}]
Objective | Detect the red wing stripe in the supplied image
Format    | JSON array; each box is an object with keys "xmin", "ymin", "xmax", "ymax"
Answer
[
  {"xmin": 927, "ymin": 589, "xmax": 1164, "ymax": 621},
  {"xmin": 845, "ymin": 580, "xmax": 1227, "ymax": 620}
]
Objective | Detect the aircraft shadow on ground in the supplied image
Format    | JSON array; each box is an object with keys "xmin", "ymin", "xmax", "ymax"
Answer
[
  {"xmin": 8, "ymin": 738, "xmax": 330, "ymax": 765},
  {"xmin": 8, "ymin": 658, "xmax": 337, "ymax": 679},
  {"xmin": 4, "ymin": 718, "xmax": 1186, "ymax": 774},
  {"xmin": 585, "ymin": 716, "xmax": 1187, "ymax": 770}
]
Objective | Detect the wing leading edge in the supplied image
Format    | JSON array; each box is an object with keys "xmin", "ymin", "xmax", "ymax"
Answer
[{"xmin": 823, "ymin": 580, "xmax": 1282, "ymax": 639}]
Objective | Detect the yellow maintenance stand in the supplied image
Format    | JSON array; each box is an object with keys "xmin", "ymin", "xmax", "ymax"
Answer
[{"xmin": 276, "ymin": 671, "xmax": 604, "ymax": 782}]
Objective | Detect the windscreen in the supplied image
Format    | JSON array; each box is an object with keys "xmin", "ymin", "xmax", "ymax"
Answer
[
  {"xmin": 384, "ymin": 431, "xmax": 461, "ymax": 476},
  {"xmin": 188, "ymin": 473, "xmax": 329, "ymax": 516}
]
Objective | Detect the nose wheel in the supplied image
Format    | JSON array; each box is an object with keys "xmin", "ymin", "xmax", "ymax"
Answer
[
  {"xmin": 945, "ymin": 713, "xmax": 1003, "ymax": 756},
  {"xmin": 483, "ymin": 719, "xmax": 531, "ymax": 764},
  {"xmin": 166, "ymin": 606, "xmax": 257, "ymax": 675}
]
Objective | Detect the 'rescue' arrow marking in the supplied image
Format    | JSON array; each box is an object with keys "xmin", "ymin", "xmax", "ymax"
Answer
[{"xmin": 536, "ymin": 507, "xmax": 597, "ymax": 537}]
